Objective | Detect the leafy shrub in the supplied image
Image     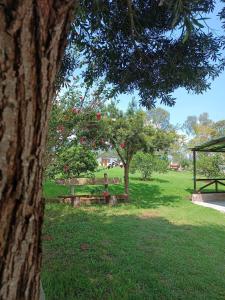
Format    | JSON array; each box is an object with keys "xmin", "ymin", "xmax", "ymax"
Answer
[
  {"xmin": 130, "ymin": 152, "xmax": 168, "ymax": 180},
  {"xmin": 197, "ymin": 153, "xmax": 224, "ymax": 178},
  {"xmin": 45, "ymin": 145, "xmax": 98, "ymax": 179}
]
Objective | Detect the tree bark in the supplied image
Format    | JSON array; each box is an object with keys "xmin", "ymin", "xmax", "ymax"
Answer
[
  {"xmin": 124, "ymin": 163, "xmax": 130, "ymax": 197},
  {"xmin": 0, "ymin": 1, "xmax": 76, "ymax": 299}
]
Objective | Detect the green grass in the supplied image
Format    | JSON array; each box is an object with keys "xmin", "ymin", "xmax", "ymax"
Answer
[{"xmin": 42, "ymin": 169, "xmax": 225, "ymax": 300}]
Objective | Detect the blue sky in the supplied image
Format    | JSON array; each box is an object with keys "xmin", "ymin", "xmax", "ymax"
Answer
[{"xmin": 117, "ymin": 1, "xmax": 225, "ymax": 126}]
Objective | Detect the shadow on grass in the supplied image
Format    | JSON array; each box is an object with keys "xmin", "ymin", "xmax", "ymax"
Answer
[
  {"xmin": 130, "ymin": 177, "xmax": 169, "ymax": 183},
  {"xmin": 131, "ymin": 177, "xmax": 169, "ymax": 184},
  {"xmin": 42, "ymin": 204, "xmax": 225, "ymax": 300},
  {"xmin": 130, "ymin": 182, "xmax": 179, "ymax": 209},
  {"xmin": 45, "ymin": 178, "xmax": 180, "ymax": 210},
  {"xmin": 107, "ymin": 181, "xmax": 180, "ymax": 209}
]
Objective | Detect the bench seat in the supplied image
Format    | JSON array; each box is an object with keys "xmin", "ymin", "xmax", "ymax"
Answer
[{"xmin": 58, "ymin": 194, "xmax": 128, "ymax": 206}]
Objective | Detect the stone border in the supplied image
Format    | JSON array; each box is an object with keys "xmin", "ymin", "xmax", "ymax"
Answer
[{"xmin": 192, "ymin": 193, "xmax": 225, "ymax": 202}]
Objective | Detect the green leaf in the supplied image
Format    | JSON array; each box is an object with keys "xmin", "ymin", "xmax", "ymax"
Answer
[
  {"xmin": 191, "ymin": 18, "xmax": 205, "ymax": 29},
  {"xmin": 182, "ymin": 31, "xmax": 189, "ymax": 43}
]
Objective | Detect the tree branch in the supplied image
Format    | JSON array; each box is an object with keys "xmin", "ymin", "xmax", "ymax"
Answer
[{"xmin": 127, "ymin": 0, "xmax": 136, "ymax": 36}]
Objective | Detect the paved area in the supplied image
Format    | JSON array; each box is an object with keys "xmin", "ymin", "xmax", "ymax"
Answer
[{"xmin": 193, "ymin": 200, "xmax": 225, "ymax": 213}]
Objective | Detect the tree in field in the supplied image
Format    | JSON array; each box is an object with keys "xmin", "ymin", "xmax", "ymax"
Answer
[
  {"xmin": 45, "ymin": 84, "xmax": 107, "ymax": 173},
  {"xmin": 108, "ymin": 111, "xmax": 150, "ymax": 195},
  {"xmin": 130, "ymin": 152, "xmax": 168, "ymax": 180},
  {"xmin": 93, "ymin": 106, "xmax": 176, "ymax": 196}
]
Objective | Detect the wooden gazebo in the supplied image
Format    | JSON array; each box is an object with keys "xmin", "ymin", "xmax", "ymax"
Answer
[{"xmin": 191, "ymin": 136, "xmax": 225, "ymax": 195}]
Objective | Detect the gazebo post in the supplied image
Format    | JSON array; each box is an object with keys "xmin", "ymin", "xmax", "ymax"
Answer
[
  {"xmin": 191, "ymin": 136, "xmax": 225, "ymax": 194},
  {"xmin": 193, "ymin": 150, "xmax": 197, "ymax": 192}
]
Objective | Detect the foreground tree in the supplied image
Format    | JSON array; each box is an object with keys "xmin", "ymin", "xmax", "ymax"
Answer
[{"xmin": 0, "ymin": 1, "xmax": 77, "ymax": 299}]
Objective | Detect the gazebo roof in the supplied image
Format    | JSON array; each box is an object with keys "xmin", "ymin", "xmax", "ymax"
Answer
[{"xmin": 191, "ymin": 136, "xmax": 225, "ymax": 153}]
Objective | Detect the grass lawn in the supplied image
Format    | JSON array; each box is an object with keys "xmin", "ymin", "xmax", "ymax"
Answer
[{"xmin": 42, "ymin": 169, "xmax": 225, "ymax": 300}]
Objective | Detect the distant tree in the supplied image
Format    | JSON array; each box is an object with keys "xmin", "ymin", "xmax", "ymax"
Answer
[
  {"xmin": 185, "ymin": 114, "xmax": 225, "ymax": 148},
  {"xmin": 147, "ymin": 107, "xmax": 171, "ymax": 130},
  {"xmin": 198, "ymin": 112, "xmax": 212, "ymax": 126},
  {"xmin": 184, "ymin": 116, "xmax": 225, "ymax": 176},
  {"xmin": 183, "ymin": 115, "xmax": 198, "ymax": 136},
  {"xmin": 197, "ymin": 153, "xmax": 224, "ymax": 178},
  {"xmin": 169, "ymin": 134, "xmax": 190, "ymax": 165},
  {"xmin": 213, "ymin": 120, "xmax": 225, "ymax": 138},
  {"xmin": 76, "ymin": 103, "xmax": 175, "ymax": 196},
  {"xmin": 180, "ymin": 158, "xmax": 191, "ymax": 170},
  {"xmin": 131, "ymin": 152, "xmax": 168, "ymax": 180},
  {"xmin": 183, "ymin": 113, "xmax": 213, "ymax": 137},
  {"xmin": 127, "ymin": 98, "xmax": 140, "ymax": 115}
]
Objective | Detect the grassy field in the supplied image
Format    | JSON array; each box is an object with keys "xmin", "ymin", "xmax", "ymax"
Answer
[{"xmin": 42, "ymin": 169, "xmax": 225, "ymax": 300}]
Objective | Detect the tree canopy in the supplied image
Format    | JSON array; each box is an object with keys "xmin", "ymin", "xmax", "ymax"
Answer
[{"xmin": 62, "ymin": 0, "xmax": 224, "ymax": 108}]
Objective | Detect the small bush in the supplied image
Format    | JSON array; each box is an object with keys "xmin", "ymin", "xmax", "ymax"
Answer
[{"xmin": 130, "ymin": 152, "xmax": 168, "ymax": 180}]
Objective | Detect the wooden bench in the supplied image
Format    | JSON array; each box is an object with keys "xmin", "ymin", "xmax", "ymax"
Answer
[{"xmin": 56, "ymin": 173, "xmax": 128, "ymax": 206}]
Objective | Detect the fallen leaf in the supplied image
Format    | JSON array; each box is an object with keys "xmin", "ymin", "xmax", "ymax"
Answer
[
  {"xmin": 42, "ymin": 235, "xmax": 53, "ymax": 241},
  {"xmin": 80, "ymin": 243, "xmax": 89, "ymax": 251}
]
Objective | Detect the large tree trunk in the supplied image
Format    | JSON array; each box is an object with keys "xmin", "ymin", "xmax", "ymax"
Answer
[
  {"xmin": 124, "ymin": 163, "xmax": 130, "ymax": 197},
  {"xmin": 0, "ymin": 1, "xmax": 76, "ymax": 299}
]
